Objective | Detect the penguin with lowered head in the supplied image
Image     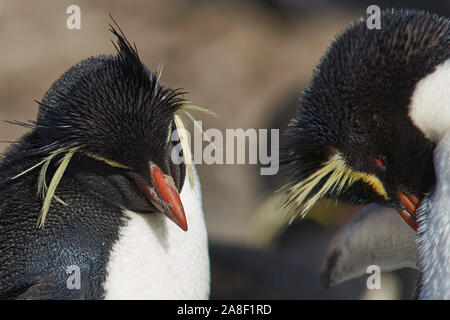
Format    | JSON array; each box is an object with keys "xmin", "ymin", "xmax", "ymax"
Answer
[
  {"xmin": 0, "ymin": 22, "xmax": 210, "ymax": 299},
  {"xmin": 282, "ymin": 9, "xmax": 449, "ymax": 298}
]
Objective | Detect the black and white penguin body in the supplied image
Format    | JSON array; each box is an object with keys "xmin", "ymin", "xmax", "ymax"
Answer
[
  {"xmin": 321, "ymin": 51, "xmax": 450, "ymax": 299},
  {"xmin": 282, "ymin": 9, "xmax": 449, "ymax": 298},
  {"xmin": 104, "ymin": 169, "xmax": 209, "ymax": 299},
  {"xmin": 0, "ymin": 24, "xmax": 209, "ymax": 299}
]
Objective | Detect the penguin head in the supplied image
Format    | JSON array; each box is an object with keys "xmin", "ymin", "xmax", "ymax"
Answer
[
  {"xmin": 283, "ymin": 9, "xmax": 449, "ymax": 230},
  {"xmin": 26, "ymin": 23, "xmax": 196, "ymax": 231}
]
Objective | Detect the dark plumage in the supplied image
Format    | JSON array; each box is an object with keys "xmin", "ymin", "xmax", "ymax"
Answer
[
  {"xmin": 282, "ymin": 8, "xmax": 449, "ymax": 298},
  {"xmin": 37, "ymin": 26, "xmax": 184, "ymax": 176},
  {"xmin": 283, "ymin": 9, "xmax": 448, "ymax": 214},
  {"xmin": 0, "ymin": 23, "xmax": 191, "ymax": 299}
]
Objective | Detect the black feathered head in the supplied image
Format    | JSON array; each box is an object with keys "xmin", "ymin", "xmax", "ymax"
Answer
[
  {"xmin": 282, "ymin": 9, "xmax": 449, "ymax": 230},
  {"xmin": 37, "ymin": 25, "xmax": 182, "ymax": 170},
  {"xmin": 12, "ymin": 21, "xmax": 211, "ymax": 230}
]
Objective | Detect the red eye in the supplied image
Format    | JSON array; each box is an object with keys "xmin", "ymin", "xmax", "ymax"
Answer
[{"xmin": 375, "ymin": 157, "xmax": 385, "ymax": 168}]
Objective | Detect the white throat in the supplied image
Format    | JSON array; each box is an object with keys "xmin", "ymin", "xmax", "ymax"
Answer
[
  {"xmin": 409, "ymin": 59, "xmax": 450, "ymax": 142},
  {"xmin": 103, "ymin": 168, "xmax": 210, "ymax": 299}
]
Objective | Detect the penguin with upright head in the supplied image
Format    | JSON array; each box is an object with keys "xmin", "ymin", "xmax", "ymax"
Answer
[
  {"xmin": 0, "ymin": 21, "xmax": 210, "ymax": 299},
  {"xmin": 282, "ymin": 9, "xmax": 449, "ymax": 298}
]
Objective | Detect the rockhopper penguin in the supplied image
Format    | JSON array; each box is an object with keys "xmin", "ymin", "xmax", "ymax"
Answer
[
  {"xmin": 0, "ymin": 23, "xmax": 210, "ymax": 299},
  {"xmin": 282, "ymin": 9, "xmax": 449, "ymax": 298}
]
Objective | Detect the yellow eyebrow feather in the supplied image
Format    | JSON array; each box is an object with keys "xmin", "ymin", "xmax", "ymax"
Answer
[
  {"xmin": 283, "ymin": 154, "xmax": 388, "ymax": 223},
  {"xmin": 82, "ymin": 152, "xmax": 132, "ymax": 170},
  {"xmin": 37, "ymin": 146, "xmax": 80, "ymax": 228},
  {"xmin": 11, "ymin": 146, "xmax": 132, "ymax": 228}
]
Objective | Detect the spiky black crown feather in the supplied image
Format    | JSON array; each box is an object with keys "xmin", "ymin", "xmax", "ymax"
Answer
[{"xmin": 25, "ymin": 20, "xmax": 186, "ymax": 170}]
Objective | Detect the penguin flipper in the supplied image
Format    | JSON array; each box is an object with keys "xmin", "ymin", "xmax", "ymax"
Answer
[
  {"xmin": 320, "ymin": 203, "xmax": 418, "ymax": 287},
  {"xmin": 11, "ymin": 276, "xmax": 73, "ymax": 300},
  {"xmin": 11, "ymin": 276, "xmax": 83, "ymax": 300},
  {"xmin": 15, "ymin": 278, "xmax": 56, "ymax": 300}
]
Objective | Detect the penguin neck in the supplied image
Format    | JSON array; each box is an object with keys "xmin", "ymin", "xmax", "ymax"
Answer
[
  {"xmin": 409, "ymin": 58, "xmax": 450, "ymax": 299},
  {"xmin": 102, "ymin": 167, "xmax": 210, "ymax": 299},
  {"xmin": 417, "ymin": 131, "xmax": 450, "ymax": 299}
]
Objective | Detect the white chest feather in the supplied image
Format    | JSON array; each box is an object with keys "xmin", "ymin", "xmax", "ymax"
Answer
[
  {"xmin": 408, "ymin": 59, "xmax": 450, "ymax": 299},
  {"xmin": 103, "ymin": 170, "xmax": 210, "ymax": 299},
  {"xmin": 417, "ymin": 131, "xmax": 450, "ymax": 299},
  {"xmin": 409, "ymin": 59, "xmax": 450, "ymax": 142}
]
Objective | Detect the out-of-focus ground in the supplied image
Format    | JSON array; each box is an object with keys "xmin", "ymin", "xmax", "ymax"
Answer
[{"xmin": 1, "ymin": 0, "xmax": 447, "ymax": 299}]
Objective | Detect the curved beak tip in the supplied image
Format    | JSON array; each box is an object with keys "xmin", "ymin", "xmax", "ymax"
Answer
[
  {"xmin": 177, "ymin": 218, "xmax": 188, "ymax": 232},
  {"xmin": 151, "ymin": 164, "xmax": 188, "ymax": 232}
]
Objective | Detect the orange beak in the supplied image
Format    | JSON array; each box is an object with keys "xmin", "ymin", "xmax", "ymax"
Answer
[
  {"xmin": 135, "ymin": 164, "xmax": 187, "ymax": 231},
  {"xmin": 397, "ymin": 192, "xmax": 420, "ymax": 231}
]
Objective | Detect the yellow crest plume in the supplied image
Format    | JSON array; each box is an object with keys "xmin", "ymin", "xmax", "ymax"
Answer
[
  {"xmin": 36, "ymin": 147, "xmax": 80, "ymax": 228},
  {"xmin": 282, "ymin": 154, "xmax": 388, "ymax": 223},
  {"xmin": 10, "ymin": 80, "xmax": 216, "ymax": 228},
  {"xmin": 11, "ymin": 146, "xmax": 132, "ymax": 228},
  {"xmin": 173, "ymin": 103, "xmax": 218, "ymax": 187},
  {"xmin": 12, "ymin": 146, "xmax": 82, "ymax": 228},
  {"xmin": 157, "ymin": 64, "xmax": 218, "ymax": 187}
]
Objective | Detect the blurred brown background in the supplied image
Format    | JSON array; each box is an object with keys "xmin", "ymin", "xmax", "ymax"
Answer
[{"xmin": 1, "ymin": 0, "xmax": 448, "ymax": 299}]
